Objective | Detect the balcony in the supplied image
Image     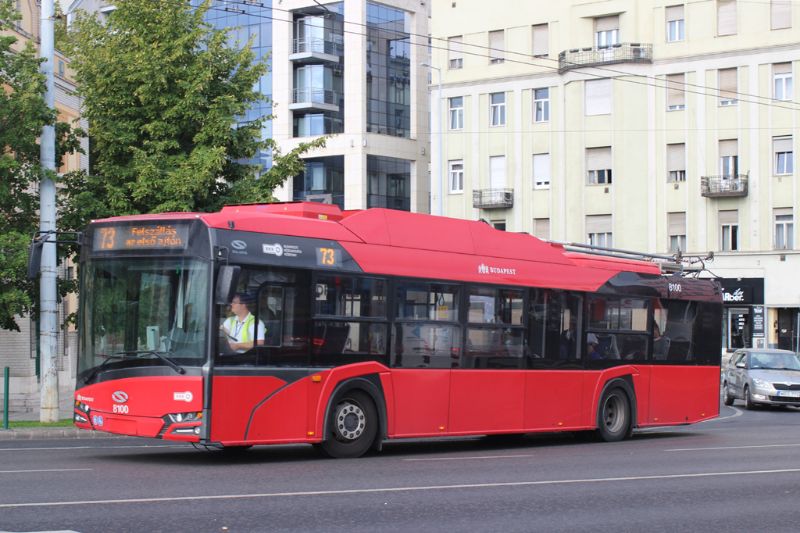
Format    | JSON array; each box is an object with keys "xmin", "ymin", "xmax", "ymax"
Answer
[
  {"xmin": 473, "ymin": 188, "xmax": 514, "ymax": 209},
  {"xmin": 289, "ymin": 88, "xmax": 341, "ymax": 113},
  {"xmin": 701, "ymin": 175, "xmax": 748, "ymax": 198},
  {"xmin": 558, "ymin": 43, "xmax": 652, "ymax": 73},
  {"xmin": 289, "ymin": 38, "xmax": 343, "ymax": 64}
]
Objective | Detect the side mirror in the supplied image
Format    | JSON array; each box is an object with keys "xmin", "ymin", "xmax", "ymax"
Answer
[
  {"xmin": 736, "ymin": 361, "xmax": 746, "ymax": 369},
  {"xmin": 214, "ymin": 265, "xmax": 240, "ymax": 305},
  {"xmin": 27, "ymin": 240, "xmax": 44, "ymax": 279}
]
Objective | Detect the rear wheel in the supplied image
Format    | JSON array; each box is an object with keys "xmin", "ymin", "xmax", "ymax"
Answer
[
  {"xmin": 744, "ymin": 385, "xmax": 757, "ymax": 410},
  {"xmin": 319, "ymin": 390, "xmax": 378, "ymax": 459},
  {"xmin": 596, "ymin": 387, "xmax": 632, "ymax": 442},
  {"xmin": 722, "ymin": 382, "xmax": 735, "ymax": 406}
]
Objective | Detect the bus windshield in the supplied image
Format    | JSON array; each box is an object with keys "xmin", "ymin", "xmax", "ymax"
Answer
[{"xmin": 78, "ymin": 257, "xmax": 210, "ymax": 382}]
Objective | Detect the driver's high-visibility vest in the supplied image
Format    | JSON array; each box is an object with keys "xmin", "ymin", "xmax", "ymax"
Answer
[{"xmin": 225, "ymin": 314, "xmax": 254, "ymax": 343}]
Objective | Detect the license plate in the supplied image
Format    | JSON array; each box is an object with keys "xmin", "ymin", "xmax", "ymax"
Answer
[{"xmin": 776, "ymin": 390, "xmax": 800, "ymax": 398}]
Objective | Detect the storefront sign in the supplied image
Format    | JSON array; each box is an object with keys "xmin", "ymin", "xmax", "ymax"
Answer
[
  {"xmin": 751, "ymin": 305, "xmax": 765, "ymax": 337},
  {"xmin": 720, "ymin": 278, "xmax": 764, "ymax": 305}
]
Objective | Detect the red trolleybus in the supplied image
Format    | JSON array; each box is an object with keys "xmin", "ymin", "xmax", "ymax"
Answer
[{"xmin": 72, "ymin": 203, "xmax": 722, "ymax": 457}]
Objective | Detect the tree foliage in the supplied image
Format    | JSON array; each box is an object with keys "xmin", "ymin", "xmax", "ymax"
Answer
[
  {"xmin": 0, "ymin": 0, "xmax": 82, "ymax": 331},
  {"xmin": 60, "ymin": 0, "xmax": 324, "ymax": 234}
]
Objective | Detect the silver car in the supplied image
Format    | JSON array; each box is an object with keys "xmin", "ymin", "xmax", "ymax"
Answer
[{"xmin": 723, "ymin": 349, "xmax": 800, "ymax": 409}]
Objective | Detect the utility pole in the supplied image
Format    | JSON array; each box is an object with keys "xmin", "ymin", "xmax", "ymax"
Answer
[{"xmin": 39, "ymin": 0, "xmax": 59, "ymax": 422}]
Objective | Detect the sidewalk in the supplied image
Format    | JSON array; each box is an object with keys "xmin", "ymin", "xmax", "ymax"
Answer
[{"xmin": 0, "ymin": 426, "xmax": 119, "ymax": 440}]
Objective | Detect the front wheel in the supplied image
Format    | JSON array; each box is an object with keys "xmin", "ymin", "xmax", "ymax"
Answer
[
  {"xmin": 722, "ymin": 382, "xmax": 735, "ymax": 406},
  {"xmin": 596, "ymin": 387, "xmax": 632, "ymax": 442},
  {"xmin": 319, "ymin": 390, "xmax": 378, "ymax": 459}
]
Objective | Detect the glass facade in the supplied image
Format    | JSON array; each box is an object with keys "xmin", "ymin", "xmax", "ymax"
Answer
[
  {"xmin": 203, "ymin": 1, "xmax": 273, "ymax": 170},
  {"xmin": 293, "ymin": 156, "xmax": 345, "ymax": 209},
  {"xmin": 366, "ymin": 3, "xmax": 411, "ymax": 137},
  {"xmin": 368, "ymin": 155, "xmax": 411, "ymax": 211}
]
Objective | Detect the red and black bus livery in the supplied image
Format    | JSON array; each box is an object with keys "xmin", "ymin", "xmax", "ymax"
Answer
[{"xmin": 73, "ymin": 202, "xmax": 722, "ymax": 457}]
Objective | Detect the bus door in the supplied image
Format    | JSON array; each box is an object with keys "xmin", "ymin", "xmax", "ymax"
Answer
[
  {"xmin": 450, "ymin": 287, "xmax": 527, "ymax": 434},
  {"xmin": 523, "ymin": 290, "xmax": 586, "ymax": 430},
  {"xmin": 210, "ymin": 270, "xmax": 313, "ymax": 444}
]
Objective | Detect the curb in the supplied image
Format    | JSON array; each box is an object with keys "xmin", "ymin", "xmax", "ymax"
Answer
[{"xmin": 0, "ymin": 427, "xmax": 119, "ymax": 440}]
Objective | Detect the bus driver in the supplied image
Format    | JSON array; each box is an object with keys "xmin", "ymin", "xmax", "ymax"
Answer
[{"xmin": 221, "ymin": 293, "xmax": 266, "ymax": 353}]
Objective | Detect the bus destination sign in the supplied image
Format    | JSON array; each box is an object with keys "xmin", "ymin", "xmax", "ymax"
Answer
[{"xmin": 93, "ymin": 223, "xmax": 190, "ymax": 251}]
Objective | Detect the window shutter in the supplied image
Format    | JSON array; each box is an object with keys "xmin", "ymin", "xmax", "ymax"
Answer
[
  {"xmin": 771, "ymin": 0, "xmax": 791, "ymax": 30},
  {"xmin": 719, "ymin": 139, "xmax": 738, "ymax": 157},
  {"xmin": 490, "ymin": 156, "xmax": 506, "ymax": 188},
  {"xmin": 667, "ymin": 73, "xmax": 685, "ymax": 107},
  {"xmin": 774, "ymin": 136, "xmax": 792, "ymax": 152},
  {"xmin": 775, "ymin": 207, "xmax": 793, "ymax": 217},
  {"xmin": 719, "ymin": 68, "xmax": 737, "ymax": 101},
  {"xmin": 667, "ymin": 143, "xmax": 685, "ymax": 171},
  {"xmin": 449, "ymin": 35, "xmax": 463, "ymax": 62},
  {"xmin": 586, "ymin": 214, "xmax": 612, "ymax": 234},
  {"xmin": 773, "ymin": 62, "xmax": 791, "ymax": 75},
  {"xmin": 532, "ymin": 24, "xmax": 549, "ymax": 56},
  {"xmin": 595, "ymin": 16, "xmax": 619, "ymax": 32},
  {"xmin": 586, "ymin": 147, "xmax": 612, "ymax": 170},
  {"xmin": 533, "ymin": 218, "xmax": 550, "ymax": 240},
  {"xmin": 533, "ymin": 153, "xmax": 550, "ymax": 184},
  {"xmin": 717, "ymin": 0, "xmax": 737, "ymax": 36},
  {"xmin": 666, "ymin": 5, "xmax": 684, "ymax": 21},
  {"xmin": 719, "ymin": 209, "xmax": 738, "ymax": 224},
  {"xmin": 489, "ymin": 30, "xmax": 504, "ymax": 62},
  {"xmin": 668, "ymin": 212, "xmax": 686, "ymax": 235},
  {"xmin": 585, "ymin": 79, "xmax": 612, "ymax": 115}
]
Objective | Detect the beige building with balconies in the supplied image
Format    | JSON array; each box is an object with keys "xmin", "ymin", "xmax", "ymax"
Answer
[{"xmin": 430, "ymin": 0, "xmax": 800, "ymax": 352}]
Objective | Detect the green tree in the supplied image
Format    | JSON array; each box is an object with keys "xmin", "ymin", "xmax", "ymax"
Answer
[
  {"xmin": 0, "ymin": 0, "xmax": 82, "ymax": 331},
  {"xmin": 60, "ymin": 0, "xmax": 324, "ymax": 233}
]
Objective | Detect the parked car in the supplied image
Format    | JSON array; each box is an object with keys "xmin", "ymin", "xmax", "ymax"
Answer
[{"xmin": 722, "ymin": 348, "xmax": 800, "ymax": 409}]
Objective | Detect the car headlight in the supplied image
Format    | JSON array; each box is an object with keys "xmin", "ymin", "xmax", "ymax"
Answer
[{"xmin": 752, "ymin": 377, "xmax": 772, "ymax": 390}]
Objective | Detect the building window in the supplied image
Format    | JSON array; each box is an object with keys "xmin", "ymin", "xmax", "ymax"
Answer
[
  {"xmin": 533, "ymin": 88, "xmax": 550, "ymax": 123},
  {"xmin": 719, "ymin": 139, "xmax": 738, "ymax": 177},
  {"xmin": 771, "ymin": 0, "xmax": 791, "ymax": 30},
  {"xmin": 774, "ymin": 136, "xmax": 793, "ymax": 175},
  {"xmin": 489, "ymin": 30, "xmax": 504, "ymax": 64},
  {"xmin": 595, "ymin": 16, "xmax": 619, "ymax": 48},
  {"xmin": 366, "ymin": 4, "xmax": 410, "ymax": 138},
  {"xmin": 448, "ymin": 35, "xmax": 463, "ymax": 69},
  {"xmin": 533, "ymin": 153, "xmax": 550, "ymax": 189},
  {"xmin": 666, "ymin": 5, "xmax": 685, "ymax": 42},
  {"xmin": 489, "ymin": 155, "xmax": 506, "ymax": 189},
  {"xmin": 587, "ymin": 215, "xmax": 613, "ymax": 247},
  {"xmin": 668, "ymin": 212, "xmax": 687, "ymax": 253},
  {"xmin": 775, "ymin": 209, "xmax": 794, "ymax": 250},
  {"xmin": 585, "ymin": 78, "xmax": 612, "ymax": 116},
  {"xmin": 666, "ymin": 73, "xmax": 686, "ymax": 110},
  {"xmin": 773, "ymin": 63, "xmax": 793, "ymax": 101},
  {"xmin": 448, "ymin": 160, "xmax": 464, "ymax": 193},
  {"xmin": 490, "ymin": 92, "xmax": 506, "ymax": 126},
  {"xmin": 586, "ymin": 147, "xmax": 612, "ymax": 185},
  {"xmin": 719, "ymin": 68, "xmax": 738, "ymax": 106},
  {"xmin": 492, "ymin": 220, "xmax": 507, "ymax": 231},
  {"xmin": 532, "ymin": 24, "xmax": 548, "ymax": 57},
  {"xmin": 667, "ymin": 143, "xmax": 686, "ymax": 182},
  {"xmin": 367, "ymin": 155, "xmax": 411, "ymax": 211},
  {"xmin": 449, "ymin": 96, "xmax": 464, "ymax": 130},
  {"xmin": 719, "ymin": 210, "xmax": 738, "ymax": 251},
  {"xmin": 717, "ymin": 0, "xmax": 737, "ymax": 36},
  {"xmin": 533, "ymin": 218, "xmax": 550, "ymax": 240}
]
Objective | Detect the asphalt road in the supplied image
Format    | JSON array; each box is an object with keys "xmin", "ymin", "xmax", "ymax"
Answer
[{"xmin": 2, "ymin": 402, "xmax": 800, "ymax": 533}]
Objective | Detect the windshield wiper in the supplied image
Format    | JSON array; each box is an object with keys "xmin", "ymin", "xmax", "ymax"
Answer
[
  {"xmin": 117, "ymin": 350, "xmax": 186, "ymax": 375},
  {"xmin": 83, "ymin": 352, "xmax": 133, "ymax": 383}
]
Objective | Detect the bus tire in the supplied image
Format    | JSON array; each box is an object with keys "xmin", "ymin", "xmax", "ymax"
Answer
[
  {"xmin": 596, "ymin": 387, "xmax": 632, "ymax": 442},
  {"xmin": 319, "ymin": 390, "xmax": 378, "ymax": 459},
  {"xmin": 722, "ymin": 382, "xmax": 735, "ymax": 406}
]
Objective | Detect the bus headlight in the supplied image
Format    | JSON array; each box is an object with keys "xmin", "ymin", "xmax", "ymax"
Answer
[{"xmin": 164, "ymin": 412, "xmax": 203, "ymax": 424}]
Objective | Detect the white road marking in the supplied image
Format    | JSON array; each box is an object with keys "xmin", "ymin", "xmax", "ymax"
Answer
[
  {"xmin": 666, "ymin": 443, "xmax": 800, "ymax": 452},
  {"xmin": 0, "ymin": 469, "xmax": 91, "ymax": 474},
  {"xmin": 2, "ymin": 468, "xmax": 800, "ymax": 509},
  {"xmin": 0, "ymin": 445, "xmax": 184, "ymax": 452},
  {"xmin": 403, "ymin": 454, "xmax": 535, "ymax": 462}
]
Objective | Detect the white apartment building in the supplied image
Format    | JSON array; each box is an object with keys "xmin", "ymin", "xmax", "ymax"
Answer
[
  {"xmin": 271, "ymin": 0, "xmax": 430, "ymax": 213},
  {"xmin": 430, "ymin": 0, "xmax": 800, "ymax": 352}
]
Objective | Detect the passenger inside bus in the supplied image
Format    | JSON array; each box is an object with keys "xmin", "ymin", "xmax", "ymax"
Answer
[
  {"xmin": 653, "ymin": 323, "xmax": 671, "ymax": 359},
  {"xmin": 220, "ymin": 292, "xmax": 266, "ymax": 353}
]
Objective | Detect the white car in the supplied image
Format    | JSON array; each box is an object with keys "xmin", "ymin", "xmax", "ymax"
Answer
[{"xmin": 723, "ymin": 349, "xmax": 800, "ymax": 409}]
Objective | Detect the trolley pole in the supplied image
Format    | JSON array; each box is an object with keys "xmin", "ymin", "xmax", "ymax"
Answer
[
  {"xmin": 3, "ymin": 367, "xmax": 9, "ymax": 430},
  {"xmin": 38, "ymin": 0, "xmax": 60, "ymax": 423}
]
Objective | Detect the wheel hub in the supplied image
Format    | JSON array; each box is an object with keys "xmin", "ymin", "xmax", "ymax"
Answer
[{"xmin": 335, "ymin": 401, "xmax": 366, "ymax": 441}]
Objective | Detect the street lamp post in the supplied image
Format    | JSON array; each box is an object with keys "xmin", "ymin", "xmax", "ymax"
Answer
[{"xmin": 421, "ymin": 62, "xmax": 443, "ymax": 216}]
